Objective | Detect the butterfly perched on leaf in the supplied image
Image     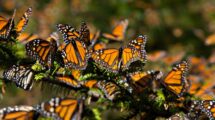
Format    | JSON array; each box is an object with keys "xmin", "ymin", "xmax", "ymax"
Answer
[
  {"xmin": 92, "ymin": 35, "xmax": 147, "ymax": 73},
  {"xmin": 3, "ymin": 65, "xmax": 35, "ymax": 90},
  {"xmin": 103, "ymin": 19, "xmax": 128, "ymax": 41},
  {"xmin": 0, "ymin": 105, "xmax": 39, "ymax": 120},
  {"xmin": 160, "ymin": 60, "xmax": 190, "ymax": 97},
  {"xmin": 0, "ymin": 7, "xmax": 32, "ymax": 41},
  {"xmin": 97, "ymin": 80, "xmax": 121, "ymax": 101},
  {"xmin": 44, "ymin": 74, "xmax": 82, "ymax": 89},
  {"xmin": 36, "ymin": 97, "xmax": 83, "ymax": 120},
  {"xmin": 127, "ymin": 70, "xmax": 163, "ymax": 93},
  {"xmin": 57, "ymin": 24, "xmax": 90, "ymax": 70},
  {"xmin": 25, "ymin": 32, "xmax": 59, "ymax": 69}
]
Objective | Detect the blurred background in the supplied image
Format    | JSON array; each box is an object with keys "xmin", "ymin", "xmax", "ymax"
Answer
[{"xmin": 0, "ymin": 0, "xmax": 215, "ymax": 109}]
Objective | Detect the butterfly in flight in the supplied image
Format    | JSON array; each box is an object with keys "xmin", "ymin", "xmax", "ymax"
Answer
[
  {"xmin": 3, "ymin": 65, "xmax": 35, "ymax": 90},
  {"xmin": 25, "ymin": 32, "xmax": 59, "ymax": 69},
  {"xmin": 36, "ymin": 97, "xmax": 83, "ymax": 120},
  {"xmin": 57, "ymin": 24, "xmax": 90, "ymax": 70},
  {"xmin": 128, "ymin": 70, "xmax": 163, "ymax": 93},
  {"xmin": 103, "ymin": 19, "xmax": 128, "ymax": 41},
  {"xmin": 92, "ymin": 35, "xmax": 147, "ymax": 73},
  {"xmin": 16, "ymin": 32, "xmax": 38, "ymax": 44},
  {"xmin": 160, "ymin": 60, "xmax": 190, "ymax": 97},
  {"xmin": 0, "ymin": 7, "xmax": 32, "ymax": 41},
  {"xmin": 0, "ymin": 105, "xmax": 39, "ymax": 120}
]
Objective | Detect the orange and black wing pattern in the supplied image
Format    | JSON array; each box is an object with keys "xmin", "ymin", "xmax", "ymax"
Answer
[
  {"xmin": 81, "ymin": 80, "xmax": 98, "ymax": 88},
  {"xmin": 128, "ymin": 70, "xmax": 162, "ymax": 93},
  {"xmin": 25, "ymin": 35, "xmax": 58, "ymax": 67},
  {"xmin": 17, "ymin": 33, "xmax": 38, "ymax": 44},
  {"xmin": 61, "ymin": 39, "xmax": 90, "ymax": 69},
  {"xmin": 103, "ymin": 19, "xmax": 128, "ymax": 41},
  {"xmin": 36, "ymin": 97, "xmax": 83, "ymax": 120},
  {"xmin": 97, "ymin": 80, "xmax": 121, "ymax": 101},
  {"xmin": 200, "ymin": 100, "xmax": 215, "ymax": 119},
  {"xmin": 54, "ymin": 74, "xmax": 81, "ymax": 88},
  {"xmin": 161, "ymin": 60, "xmax": 190, "ymax": 97},
  {"xmin": 92, "ymin": 48, "xmax": 120, "ymax": 73},
  {"xmin": 0, "ymin": 106, "xmax": 39, "ymax": 120},
  {"xmin": 92, "ymin": 40, "xmax": 141, "ymax": 73},
  {"xmin": 80, "ymin": 22, "xmax": 90, "ymax": 46},
  {"xmin": 0, "ymin": 10, "xmax": 15, "ymax": 39},
  {"xmin": 128, "ymin": 35, "xmax": 147, "ymax": 61},
  {"xmin": 15, "ymin": 7, "xmax": 32, "ymax": 36},
  {"xmin": 56, "ymin": 24, "xmax": 80, "ymax": 43}
]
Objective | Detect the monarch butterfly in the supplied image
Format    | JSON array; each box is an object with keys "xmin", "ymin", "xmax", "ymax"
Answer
[
  {"xmin": 0, "ymin": 106, "xmax": 39, "ymax": 120},
  {"xmin": 36, "ymin": 97, "xmax": 83, "ymax": 120},
  {"xmin": 16, "ymin": 33, "xmax": 38, "ymax": 44},
  {"xmin": 0, "ymin": 10, "xmax": 15, "ymax": 40},
  {"xmin": 25, "ymin": 32, "xmax": 58, "ymax": 69},
  {"xmin": 160, "ymin": 60, "xmax": 190, "ymax": 97},
  {"xmin": 15, "ymin": 7, "xmax": 32, "ymax": 37},
  {"xmin": 97, "ymin": 80, "xmax": 121, "ymax": 101},
  {"xmin": 3, "ymin": 65, "xmax": 34, "ymax": 90},
  {"xmin": 128, "ymin": 35, "xmax": 147, "ymax": 60},
  {"xmin": 80, "ymin": 22, "xmax": 90, "ymax": 46},
  {"xmin": 200, "ymin": 100, "xmax": 215, "ymax": 119},
  {"xmin": 0, "ymin": 7, "xmax": 32, "ymax": 41},
  {"xmin": 189, "ymin": 75, "xmax": 215, "ymax": 100},
  {"xmin": 92, "ymin": 36, "xmax": 146, "ymax": 73},
  {"xmin": 57, "ymin": 24, "xmax": 90, "ymax": 70},
  {"xmin": 81, "ymin": 80, "xmax": 98, "ymax": 88},
  {"xmin": 103, "ymin": 19, "xmax": 128, "ymax": 41},
  {"xmin": 53, "ymin": 74, "xmax": 81, "ymax": 88},
  {"xmin": 128, "ymin": 70, "xmax": 163, "ymax": 93}
]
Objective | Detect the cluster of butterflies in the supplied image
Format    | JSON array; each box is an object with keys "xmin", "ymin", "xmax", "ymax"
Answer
[
  {"xmin": 0, "ymin": 97, "xmax": 83, "ymax": 120},
  {"xmin": 1, "ymin": 8, "xmax": 215, "ymax": 120}
]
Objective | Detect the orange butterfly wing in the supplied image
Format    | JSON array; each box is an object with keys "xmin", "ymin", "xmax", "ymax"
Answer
[
  {"xmin": 103, "ymin": 19, "xmax": 128, "ymax": 41},
  {"xmin": 162, "ymin": 60, "xmax": 189, "ymax": 97},
  {"xmin": 129, "ymin": 70, "xmax": 162, "ymax": 93},
  {"xmin": 92, "ymin": 48, "xmax": 120, "ymax": 72},
  {"xmin": 15, "ymin": 7, "xmax": 32, "ymax": 35},
  {"xmin": 80, "ymin": 22, "xmax": 90, "ymax": 46},
  {"xmin": 55, "ymin": 75, "xmax": 81, "ymax": 88},
  {"xmin": 128, "ymin": 35, "xmax": 147, "ymax": 61},
  {"xmin": 61, "ymin": 40, "xmax": 90, "ymax": 69},
  {"xmin": 200, "ymin": 101, "xmax": 215, "ymax": 119},
  {"xmin": 0, "ymin": 106, "xmax": 38, "ymax": 120},
  {"xmin": 25, "ymin": 36, "xmax": 57, "ymax": 67},
  {"xmin": 17, "ymin": 33, "xmax": 38, "ymax": 44},
  {"xmin": 57, "ymin": 24, "xmax": 80, "ymax": 43},
  {"xmin": 0, "ymin": 10, "xmax": 15, "ymax": 39},
  {"xmin": 36, "ymin": 97, "xmax": 82, "ymax": 120}
]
